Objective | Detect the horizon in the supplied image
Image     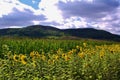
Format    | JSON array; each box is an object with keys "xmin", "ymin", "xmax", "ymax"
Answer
[
  {"xmin": 0, "ymin": 0, "xmax": 120, "ymax": 35},
  {"xmin": 0, "ymin": 24, "xmax": 119, "ymax": 36}
]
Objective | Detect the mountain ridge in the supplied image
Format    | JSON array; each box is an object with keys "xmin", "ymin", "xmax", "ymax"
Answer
[{"xmin": 0, "ymin": 25, "xmax": 120, "ymax": 41}]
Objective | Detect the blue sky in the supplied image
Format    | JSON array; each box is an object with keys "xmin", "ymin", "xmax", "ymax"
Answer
[
  {"xmin": 0, "ymin": 0, "xmax": 120, "ymax": 35},
  {"xmin": 19, "ymin": 0, "xmax": 41, "ymax": 9}
]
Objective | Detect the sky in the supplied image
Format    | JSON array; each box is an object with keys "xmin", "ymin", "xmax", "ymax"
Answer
[{"xmin": 0, "ymin": 0, "xmax": 120, "ymax": 35}]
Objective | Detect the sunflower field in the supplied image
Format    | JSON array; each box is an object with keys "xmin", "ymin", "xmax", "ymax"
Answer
[{"xmin": 0, "ymin": 39, "xmax": 120, "ymax": 80}]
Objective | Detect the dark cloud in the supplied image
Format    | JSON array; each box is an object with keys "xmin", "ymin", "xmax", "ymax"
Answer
[
  {"xmin": 109, "ymin": 27, "xmax": 120, "ymax": 35},
  {"xmin": 0, "ymin": 8, "xmax": 46, "ymax": 28},
  {"xmin": 56, "ymin": 0, "xmax": 120, "ymax": 35},
  {"xmin": 57, "ymin": 0, "xmax": 120, "ymax": 18}
]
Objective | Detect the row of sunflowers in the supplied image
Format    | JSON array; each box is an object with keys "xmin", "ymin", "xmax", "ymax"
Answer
[{"xmin": 0, "ymin": 42, "xmax": 120, "ymax": 80}]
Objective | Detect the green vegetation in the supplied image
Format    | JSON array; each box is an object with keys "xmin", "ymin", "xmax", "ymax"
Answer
[
  {"xmin": 0, "ymin": 38, "xmax": 115, "ymax": 54},
  {"xmin": 0, "ymin": 25, "xmax": 120, "ymax": 41},
  {"xmin": 0, "ymin": 38, "xmax": 120, "ymax": 80}
]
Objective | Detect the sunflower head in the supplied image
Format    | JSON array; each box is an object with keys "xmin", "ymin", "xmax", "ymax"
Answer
[
  {"xmin": 19, "ymin": 54, "xmax": 27, "ymax": 64},
  {"xmin": 41, "ymin": 54, "xmax": 46, "ymax": 61},
  {"xmin": 13, "ymin": 54, "xmax": 19, "ymax": 62},
  {"xmin": 78, "ymin": 52, "xmax": 84, "ymax": 59},
  {"xmin": 30, "ymin": 51, "xmax": 35, "ymax": 58}
]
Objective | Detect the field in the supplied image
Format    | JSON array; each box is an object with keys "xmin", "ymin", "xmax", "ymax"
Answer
[{"xmin": 0, "ymin": 38, "xmax": 120, "ymax": 80}]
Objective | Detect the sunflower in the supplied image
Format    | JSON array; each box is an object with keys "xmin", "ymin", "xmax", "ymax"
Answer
[
  {"xmin": 55, "ymin": 55, "xmax": 59, "ymax": 60},
  {"xmin": 62, "ymin": 53, "xmax": 65, "ymax": 58},
  {"xmin": 99, "ymin": 51, "xmax": 104, "ymax": 59},
  {"xmin": 13, "ymin": 54, "xmax": 19, "ymax": 62},
  {"xmin": 76, "ymin": 45, "xmax": 79, "ymax": 49},
  {"xmin": 83, "ymin": 43, "xmax": 87, "ymax": 47},
  {"xmin": 19, "ymin": 54, "xmax": 27, "ymax": 64},
  {"xmin": 30, "ymin": 51, "xmax": 35, "ymax": 58},
  {"xmin": 35, "ymin": 51, "xmax": 40, "ymax": 58},
  {"xmin": 41, "ymin": 54, "xmax": 46, "ymax": 61},
  {"xmin": 30, "ymin": 51, "xmax": 40, "ymax": 59},
  {"xmin": 78, "ymin": 52, "xmax": 84, "ymax": 58},
  {"xmin": 64, "ymin": 55, "xmax": 70, "ymax": 61}
]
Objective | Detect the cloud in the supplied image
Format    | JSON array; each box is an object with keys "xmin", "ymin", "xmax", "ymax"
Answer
[
  {"xmin": 55, "ymin": 0, "xmax": 120, "ymax": 34},
  {"xmin": 38, "ymin": 0, "xmax": 88, "ymax": 28},
  {"xmin": 0, "ymin": 8, "xmax": 46, "ymax": 27},
  {"xmin": 38, "ymin": 0, "xmax": 63, "ymax": 22},
  {"xmin": 57, "ymin": 0, "xmax": 119, "ymax": 18},
  {"xmin": 0, "ymin": 0, "xmax": 14, "ymax": 17},
  {"xmin": 0, "ymin": 0, "xmax": 46, "ymax": 28}
]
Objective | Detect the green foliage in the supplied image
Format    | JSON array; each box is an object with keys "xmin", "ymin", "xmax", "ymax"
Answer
[
  {"xmin": 0, "ymin": 38, "xmax": 114, "ymax": 54},
  {"xmin": 0, "ymin": 25, "xmax": 120, "ymax": 41},
  {"xmin": 0, "ymin": 38, "xmax": 120, "ymax": 80}
]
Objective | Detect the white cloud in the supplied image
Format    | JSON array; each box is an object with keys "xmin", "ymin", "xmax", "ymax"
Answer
[
  {"xmin": 0, "ymin": 0, "xmax": 43, "ymax": 17},
  {"xmin": 54, "ymin": 17, "xmax": 87, "ymax": 29},
  {"xmin": 0, "ymin": 0, "xmax": 14, "ymax": 17},
  {"xmin": 0, "ymin": 0, "xmax": 47, "ymax": 28},
  {"xmin": 39, "ymin": 0, "xmax": 63, "ymax": 22},
  {"xmin": 9, "ymin": 26, "xmax": 22, "ymax": 28},
  {"xmin": 32, "ymin": 20, "xmax": 40, "ymax": 25}
]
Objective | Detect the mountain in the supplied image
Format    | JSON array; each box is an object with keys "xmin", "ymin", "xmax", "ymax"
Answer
[
  {"xmin": 0, "ymin": 25, "xmax": 64, "ymax": 38},
  {"xmin": 63, "ymin": 28, "xmax": 120, "ymax": 41},
  {"xmin": 0, "ymin": 25, "xmax": 120, "ymax": 41}
]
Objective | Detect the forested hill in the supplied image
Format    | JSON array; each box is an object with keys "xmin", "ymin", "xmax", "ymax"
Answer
[{"xmin": 0, "ymin": 25, "xmax": 120, "ymax": 41}]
